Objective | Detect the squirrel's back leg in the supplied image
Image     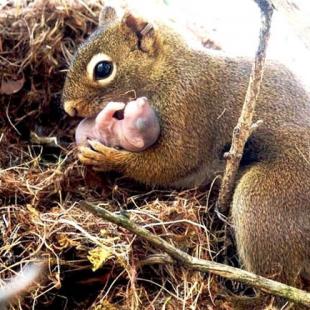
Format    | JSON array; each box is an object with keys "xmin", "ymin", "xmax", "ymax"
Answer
[{"xmin": 231, "ymin": 160, "xmax": 310, "ymax": 287}]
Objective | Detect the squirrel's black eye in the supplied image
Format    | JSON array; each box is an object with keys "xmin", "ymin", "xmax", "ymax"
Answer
[{"xmin": 94, "ymin": 61, "xmax": 113, "ymax": 80}]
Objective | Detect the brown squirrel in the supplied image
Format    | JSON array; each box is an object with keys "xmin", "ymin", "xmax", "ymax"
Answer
[{"xmin": 63, "ymin": 2, "xmax": 310, "ymax": 295}]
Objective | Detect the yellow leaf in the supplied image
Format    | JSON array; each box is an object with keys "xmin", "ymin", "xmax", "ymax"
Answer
[{"xmin": 88, "ymin": 246, "xmax": 113, "ymax": 272}]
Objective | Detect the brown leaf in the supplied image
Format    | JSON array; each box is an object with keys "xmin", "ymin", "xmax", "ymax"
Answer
[{"xmin": 0, "ymin": 76, "xmax": 25, "ymax": 95}]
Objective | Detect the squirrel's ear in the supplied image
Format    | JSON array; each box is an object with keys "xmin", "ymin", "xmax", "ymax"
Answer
[
  {"xmin": 122, "ymin": 13, "xmax": 158, "ymax": 54},
  {"xmin": 99, "ymin": 6, "xmax": 118, "ymax": 25},
  {"xmin": 99, "ymin": 0, "xmax": 127, "ymax": 26}
]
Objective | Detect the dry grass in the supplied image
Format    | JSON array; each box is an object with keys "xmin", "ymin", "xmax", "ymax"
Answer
[{"xmin": 0, "ymin": 1, "xmax": 243, "ymax": 309}]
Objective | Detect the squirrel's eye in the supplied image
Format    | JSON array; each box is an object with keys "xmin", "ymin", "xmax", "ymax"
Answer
[
  {"xmin": 94, "ymin": 61, "xmax": 113, "ymax": 80},
  {"xmin": 87, "ymin": 53, "xmax": 116, "ymax": 85}
]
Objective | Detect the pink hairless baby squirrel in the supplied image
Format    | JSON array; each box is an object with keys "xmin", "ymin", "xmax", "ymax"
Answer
[{"xmin": 75, "ymin": 97, "xmax": 160, "ymax": 152}]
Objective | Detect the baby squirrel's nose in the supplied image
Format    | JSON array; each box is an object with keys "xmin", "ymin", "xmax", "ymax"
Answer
[{"xmin": 64, "ymin": 101, "xmax": 78, "ymax": 117}]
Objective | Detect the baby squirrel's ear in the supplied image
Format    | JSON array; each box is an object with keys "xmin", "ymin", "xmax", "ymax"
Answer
[{"xmin": 122, "ymin": 13, "xmax": 158, "ymax": 54}]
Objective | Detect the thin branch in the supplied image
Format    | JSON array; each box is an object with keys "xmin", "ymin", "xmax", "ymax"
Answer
[
  {"xmin": 216, "ymin": 0, "xmax": 273, "ymax": 212},
  {"xmin": 80, "ymin": 201, "xmax": 310, "ymax": 307}
]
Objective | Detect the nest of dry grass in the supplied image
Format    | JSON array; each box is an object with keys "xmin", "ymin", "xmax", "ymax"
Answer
[{"xmin": 0, "ymin": 1, "xmax": 242, "ymax": 309}]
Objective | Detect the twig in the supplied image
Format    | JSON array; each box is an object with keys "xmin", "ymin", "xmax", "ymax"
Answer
[
  {"xmin": 216, "ymin": 0, "xmax": 273, "ymax": 212},
  {"xmin": 80, "ymin": 201, "xmax": 310, "ymax": 307}
]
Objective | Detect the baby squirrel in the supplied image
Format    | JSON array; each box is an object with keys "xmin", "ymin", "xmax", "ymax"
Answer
[
  {"xmin": 75, "ymin": 97, "xmax": 160, "ymax": 152},
  {"xmin": 63, "ymin": 3, "xmax": 310, "ymax": 292}
]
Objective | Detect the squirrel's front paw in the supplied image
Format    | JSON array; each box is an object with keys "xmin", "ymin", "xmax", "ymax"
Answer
[{"xmin": 77, "ymin": 140, "xmax": 129, "ymax": 171}]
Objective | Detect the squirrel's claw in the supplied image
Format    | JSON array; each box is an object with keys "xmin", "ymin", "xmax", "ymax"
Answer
[
  {"xmin": 78, "ymin": 153, "xmax": 103, "ymax": 167},
  {"xmin": 78, "ymin": 145, "xmax": 106, "ymax": 164},
  {"xmin": 88, "ymin": 140, "xmax": 113, "ymax": 154},
  {"xmin": 78, "ymin": 141, "xmax": 130, "ymax": 172},
  {"xmin": 78, "ymin": 146, "xmax": 111, "ymax": 171}
]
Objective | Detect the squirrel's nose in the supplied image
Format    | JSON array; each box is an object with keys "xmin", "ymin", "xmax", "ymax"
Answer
[{"xmin": 64, "ymin": 101, "xmax": 78, "ymax": 117}]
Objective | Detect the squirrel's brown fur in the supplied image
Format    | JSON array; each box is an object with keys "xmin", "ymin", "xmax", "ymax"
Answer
[{"xmin": 63, "ymin": 4, "xmax": 310, "ymax": 291}]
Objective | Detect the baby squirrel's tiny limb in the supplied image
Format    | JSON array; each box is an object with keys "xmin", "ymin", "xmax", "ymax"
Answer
[{"xmin": 96, "ymin": 102, "xmax": 125, "ymax": 127}]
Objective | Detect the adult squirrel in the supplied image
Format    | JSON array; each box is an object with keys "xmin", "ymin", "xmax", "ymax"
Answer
[{"xmin": 63, "ymin": 3, "xmax": 310, "ymax": 292}]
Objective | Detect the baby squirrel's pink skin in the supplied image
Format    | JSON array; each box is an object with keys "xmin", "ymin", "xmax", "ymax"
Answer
[{"xmin": 75, "ymin": 97, "xmax": 160, "ymax": 152}]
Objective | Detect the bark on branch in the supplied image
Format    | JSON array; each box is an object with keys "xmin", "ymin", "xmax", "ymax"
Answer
[
  {"xmin": 216, "ymin": 1, "xmax": 273, "ymax": 212},
  {"xmin": 80, "ymin": 201, "xmax": 310, "ymax": 307}
]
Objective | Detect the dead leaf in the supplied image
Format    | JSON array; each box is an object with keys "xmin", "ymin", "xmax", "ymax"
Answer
[{"xmin": 0, "ymin": 76, "xmax": 25, "ymax": 95}]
